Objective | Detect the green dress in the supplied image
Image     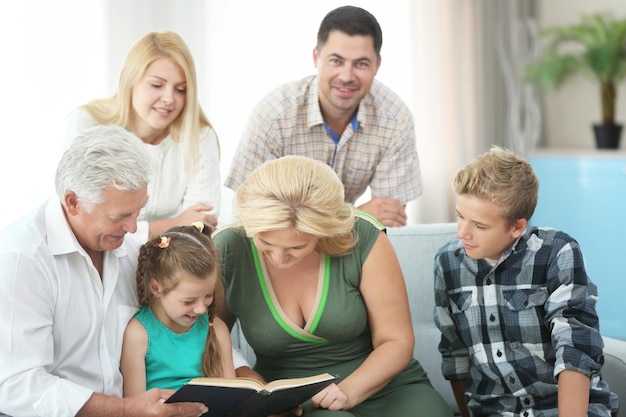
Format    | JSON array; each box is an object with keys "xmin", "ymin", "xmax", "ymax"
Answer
[{"xmin": 213, "ymin": 214, "xmax": 452, "ymax": 417}]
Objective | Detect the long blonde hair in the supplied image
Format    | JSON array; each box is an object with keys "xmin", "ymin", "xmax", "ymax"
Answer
[{"xmin": 81, "ymin": 31, "xmax": 216, "ymax": 176}]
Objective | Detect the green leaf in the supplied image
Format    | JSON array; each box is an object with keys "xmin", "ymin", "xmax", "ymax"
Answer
[{"xmin": 524, "ymin": 12, "xmax": 626, "ymax": 120}]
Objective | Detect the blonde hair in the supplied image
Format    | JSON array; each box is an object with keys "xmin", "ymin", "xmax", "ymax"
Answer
[
  {"xmin": 234, "ymin": 156, "xmax": 356, "ymax": 256},
  {"xmin": 136, "ymin": 224, "xmax": 225, "ymax": 377},
  {"xmin": 454, "ymin": 146, "xmax": 539, "ymax": 225},
  {"xmin": 81, "ymin": 31, "xmax": 216, "ymax": 176}
]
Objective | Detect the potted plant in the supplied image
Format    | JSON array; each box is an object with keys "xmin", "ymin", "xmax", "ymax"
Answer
[{"xmin": 525, "ymin": 12, "xmax": 626, "ymax": 149}]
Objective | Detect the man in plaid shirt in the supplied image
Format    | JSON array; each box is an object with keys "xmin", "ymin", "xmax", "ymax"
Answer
[
  {"xmin": 225, "ymin": 6, "xmax": 422, "ymax": 228},
  {"xmin": 434, "ymin": 147, "xmax": 619, "ymax": 417}
]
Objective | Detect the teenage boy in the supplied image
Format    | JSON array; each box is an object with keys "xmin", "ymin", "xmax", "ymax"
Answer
[{"xmin": 434, "ymin": 146, "xmax": 619, "ymax": 417}]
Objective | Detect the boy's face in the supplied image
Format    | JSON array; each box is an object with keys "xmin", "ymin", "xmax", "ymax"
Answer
[{"xmin": 456, "ymin": 194, "xmax": 526, "ymax": 261}]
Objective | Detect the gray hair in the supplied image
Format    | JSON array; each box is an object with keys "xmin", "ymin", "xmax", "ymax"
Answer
[{"xmin": 56, "ymin": 125, "xmax": 150, "ymax": 212}]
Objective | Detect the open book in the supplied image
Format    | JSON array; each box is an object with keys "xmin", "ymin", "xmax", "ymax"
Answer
[{"xmin": 165, "ymin": 372, "xmax": 336, "ymax": 417}]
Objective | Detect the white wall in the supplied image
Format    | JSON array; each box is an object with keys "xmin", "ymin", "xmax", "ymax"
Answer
[
  {"xmin": 538, "ymin": 0, "xmax": 626, "ymax": 149},
  {"xmin": 0, "ymin": 1, "xmax": 107, "ymax": 229}
]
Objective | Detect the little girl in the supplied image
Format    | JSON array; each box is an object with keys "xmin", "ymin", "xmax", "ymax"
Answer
[{"xmin": 121, "ymin": 222, "xmax": 236, "ymax": 396}]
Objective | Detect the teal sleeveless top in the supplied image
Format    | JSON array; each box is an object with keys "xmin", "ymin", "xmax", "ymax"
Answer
[{"xmin": 134, "ymin": 306, "xmax": 209, "ymax": 390}]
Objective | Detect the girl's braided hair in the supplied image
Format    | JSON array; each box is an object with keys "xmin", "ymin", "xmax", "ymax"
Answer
[{"xmin": 136, "ymin": 223, "xmax": 225, "ymax": 377}]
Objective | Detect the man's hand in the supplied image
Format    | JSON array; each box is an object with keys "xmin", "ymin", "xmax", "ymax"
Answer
[
  {"xmin": 357, "ymin": 197, "xmax": 407, "ymax": 227},
  {"xmin": 122, "ymin": 389, "xmax": 208, "ymax": 417},
  {"xmin": 77, "ymin": 389, "xmax": 208, "ymax": 417}
]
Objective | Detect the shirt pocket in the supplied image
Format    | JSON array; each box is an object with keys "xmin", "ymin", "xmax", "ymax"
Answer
[
  {"xmin": 448, "ymin": 289, "xmax": 481, "ymax": 346},
  {"xmin": 503, "ymin": 287, "xmax": 548, "ymax": 311},
  {"xmin": 449, "ymin": 290, "xmax": 474, "ymax": 313},
  {"xmin": 502, "ymin": 287, "xmax": 549, "ymax": 343}
]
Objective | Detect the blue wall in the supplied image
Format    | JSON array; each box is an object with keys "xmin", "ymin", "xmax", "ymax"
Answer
[{"xmin": 530, "ymin": 153, "xmax": 626, "ymax": 340}]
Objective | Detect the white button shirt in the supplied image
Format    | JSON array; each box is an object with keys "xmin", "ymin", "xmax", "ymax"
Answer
[{"xmin": 0, "ymin": 199, "xmax": 141, "ymax": 417}]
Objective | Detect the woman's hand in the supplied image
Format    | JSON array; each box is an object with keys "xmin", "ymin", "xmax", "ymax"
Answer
[
  {"xmin": 310, "ymin": 383, "xmax": 350, "ymax": 411},
  {"xmin": 175, "ymin": 204, "xmax": 217, "ymax": 229},
  {"xmin": 148, "ymin": 203, "xmax": 217, "ymax": 239},
  {"xmin": 329, "ymin": 231, "xmax": 415, "ymax": 407}
]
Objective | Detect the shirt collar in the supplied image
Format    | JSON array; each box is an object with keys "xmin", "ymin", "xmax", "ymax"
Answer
[
  {"xmin": 323, "ymin": 113, "xmax": 359, "ymax": 145},
  {"xmin": 492, "ymin": 225, "xmax": 530, "ymax": 266},
  {"xmin": 44, "ymin": 198, "xmax": 128, "ymax": 259}
]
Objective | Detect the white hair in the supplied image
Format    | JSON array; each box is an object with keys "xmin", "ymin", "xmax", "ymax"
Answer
[{"xmin": 56, "ymin": 125, "xmax": 150, "ymax": 212}]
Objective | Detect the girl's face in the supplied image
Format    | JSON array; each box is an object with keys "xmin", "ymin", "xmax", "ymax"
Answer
[
  {"xmin": 129, "ymin": 57, "xmax": 186, "ymax": 142},
  {"xmin": 253, "ymin": 227, "xmax": 319, "ymax": 270},
  {"xmin": 150, "ymin": 271, "xmax": 217, "ymax": 334}
]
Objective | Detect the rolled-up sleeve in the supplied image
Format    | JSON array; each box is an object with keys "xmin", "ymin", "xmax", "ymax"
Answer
[
  {"xmin": 434, "ymin": 252, "xmax": 470, "ymax": 380},
  {"xmin": 544, "ymin": 241, "xmax": 605, "ymax": 378}
]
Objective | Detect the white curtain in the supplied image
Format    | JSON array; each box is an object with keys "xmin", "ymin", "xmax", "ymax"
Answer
[{"xmin": 407, "ymin": 0, "xmax": 480, "ymax": 224}]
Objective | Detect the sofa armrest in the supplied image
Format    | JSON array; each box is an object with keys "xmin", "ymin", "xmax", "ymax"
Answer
[{"xmin": 603, "ymin": 336, "xmax": 626, "ymax": 417}]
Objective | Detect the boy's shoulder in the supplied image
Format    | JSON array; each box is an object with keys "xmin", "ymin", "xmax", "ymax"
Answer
[{"xmin": 523, "ymin": 225, "xmax": 580, "ymax": 252}]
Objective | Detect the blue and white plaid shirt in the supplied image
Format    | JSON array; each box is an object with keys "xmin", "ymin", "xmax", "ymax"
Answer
[{"xmin": 434, "ymin": 226, "xmax": 619, "ymax": 417}]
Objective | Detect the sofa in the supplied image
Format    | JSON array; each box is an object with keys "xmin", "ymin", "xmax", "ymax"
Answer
[{"xmin": 231, "ymin": 223, "xmax": 625, "ymax": 416}]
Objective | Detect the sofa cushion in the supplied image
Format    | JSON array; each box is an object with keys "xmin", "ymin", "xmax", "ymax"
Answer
[{"xmin": 388, "ymin": 223, "xmax": 459, "ymax": 413}]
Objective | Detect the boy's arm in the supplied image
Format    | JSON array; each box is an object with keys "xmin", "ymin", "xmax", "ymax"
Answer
[
  {"xmin": 434, "ymin": 252, "xmax": 472, "ymax": 416},
  {"xmin": 545, "ymin": 238, "xmax": 607, "ymax": 415},
  {"xmin": 557, "ymin": 370, "xmax": 590, "ymax": 417},
  {"xmin": 433, "ymin": 253, "xmax": 471, "ymax": 376},
  {"xmin": 450, "ymin": 379, "xmax": 471, "ymax": 417}
]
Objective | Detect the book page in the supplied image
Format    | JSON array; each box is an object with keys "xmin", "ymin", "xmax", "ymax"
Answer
[
  {"xmin": 187, "ymin": 377, "xmax": 264, "ymax": 391},
  {"xmin": 265, "ymin": 373, "xmax": 335, "ymax": 392}
]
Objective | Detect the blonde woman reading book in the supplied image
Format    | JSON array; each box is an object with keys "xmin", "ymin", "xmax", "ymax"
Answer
[{"xmin": 213, "ymin": 156, "xmax": 453, "ymax": 417}]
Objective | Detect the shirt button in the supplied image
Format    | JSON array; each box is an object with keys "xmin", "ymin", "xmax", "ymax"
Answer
[
  {"xmin": 523, "ymin": 411, "xmax": 529, "ymax": 417},
  {"xmin": 486, "ymin": 278, "xmax": 492, "ymax": 285},
  {"xmin": 509, "ymin": 376, "xmax": 516, "ymax": 384},
  {"xmin": 524, "ymin": 398, "xmax": 531, "ymax": 405},
  {"xmin": 496, "ymin": 350, "xmax": 502, "ymax": 357},
  {"xmin": 489, "ymin": 314, "xmax": 496, "ymax": 322}
]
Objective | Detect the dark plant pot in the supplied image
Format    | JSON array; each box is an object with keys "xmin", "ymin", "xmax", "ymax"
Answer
[{"xmin": 593, "ymin": 123, "xmax": 623, "ymax": 149}]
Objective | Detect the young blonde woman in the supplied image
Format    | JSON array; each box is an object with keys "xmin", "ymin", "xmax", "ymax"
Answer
[
  {"xmin": 66, "ymin": 31, "xmax": 220, "ymax": 242},
  {"xmin": 120, "ymin": 223, "xmax": 235, "ymax": 396}
]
